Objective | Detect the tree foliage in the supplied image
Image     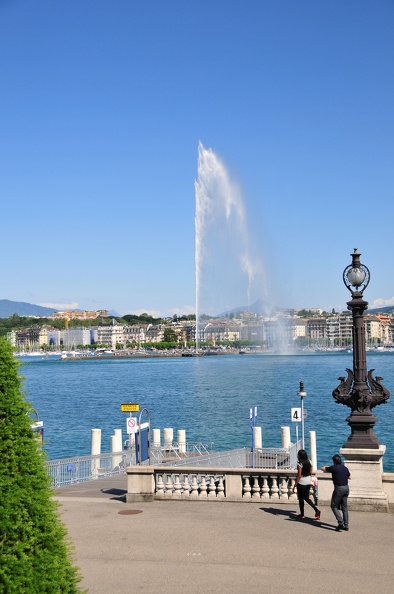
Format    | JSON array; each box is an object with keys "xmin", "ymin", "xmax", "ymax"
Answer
[
  {"xmin": 0, "ymin": 339, "xmax": 83, "ymax": 592},
  {"xmin": 121, "ymin": 313, "xmax": 163, "ymax": 325}
]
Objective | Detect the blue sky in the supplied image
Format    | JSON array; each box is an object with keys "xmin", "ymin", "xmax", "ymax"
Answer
[{"xmin": 1, "ymin": 1, "xmax": 393, "ymax": 316}]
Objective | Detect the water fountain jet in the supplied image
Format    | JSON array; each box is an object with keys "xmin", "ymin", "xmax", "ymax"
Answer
[{"xmin": 194, "ymin": 142, "xmax": 266, "ymax": 350}]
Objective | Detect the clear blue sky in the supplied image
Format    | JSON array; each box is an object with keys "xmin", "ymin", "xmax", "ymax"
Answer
[{"xmin": 1, "ymin": 1, "xmax": 393, "ymax": 316}]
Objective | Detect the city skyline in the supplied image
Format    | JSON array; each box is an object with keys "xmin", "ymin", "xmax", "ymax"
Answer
[{"xmin": 1, "ymin": 2, "xmax": 393, "ymax": 317}]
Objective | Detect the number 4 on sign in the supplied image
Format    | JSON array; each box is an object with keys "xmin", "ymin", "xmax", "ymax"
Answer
[{"xmin": 291, "ymin": 407, "xmax": 302, "ymax": 422}]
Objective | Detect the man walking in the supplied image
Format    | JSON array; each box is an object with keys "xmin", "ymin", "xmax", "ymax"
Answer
[{"xmin": 321, "ymin": 454, "xmax": 351, "ymax": 531}]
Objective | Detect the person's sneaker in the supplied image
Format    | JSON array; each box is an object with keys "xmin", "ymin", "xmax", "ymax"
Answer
[
  {"xmin": 297, "ymin": 514, "xmax": 305, "ymax": 519},
  {"xmin": 315, "ymin": 511, "xmax": 321, "ymax": 520},
  {"xmin": 335, "ymin": 524, "xmax": 344, "ymax": 532},
  {"xmin": 343, "ymin": 526, "xmax": 349, "ymax": 531}
]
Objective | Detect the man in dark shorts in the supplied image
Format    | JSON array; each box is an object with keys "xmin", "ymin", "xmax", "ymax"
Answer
[{"xmin": 321, "ymin": 454, "xmax": 351, "ymax": 531}]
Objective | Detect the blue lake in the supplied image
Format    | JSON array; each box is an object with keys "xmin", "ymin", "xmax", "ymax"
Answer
[{"xmin": 18, "ymin": 352, "xmax": 394, "ymax": 471}]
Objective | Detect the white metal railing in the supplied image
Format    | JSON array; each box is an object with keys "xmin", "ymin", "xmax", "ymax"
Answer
[
  {"xmin": 159, "ymin": 444, "xmax": 300, "ymax": 470},
  {"xmin": 47, "ymin": 450, "xmax": 133, "ymax": 488},
  {"xmin": 49, "ymin": 442, "xmax": 299, "ymax": 489}
]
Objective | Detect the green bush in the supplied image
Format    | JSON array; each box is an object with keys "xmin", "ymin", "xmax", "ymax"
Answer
[{"xmin": 0, "ymin": 339, "xmax": 83, "ymax": 592}]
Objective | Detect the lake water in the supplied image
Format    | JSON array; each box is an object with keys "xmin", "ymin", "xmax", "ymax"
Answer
[{"xmin": 17, "ymin": 352, "xmax": 394, "ymax": 471}]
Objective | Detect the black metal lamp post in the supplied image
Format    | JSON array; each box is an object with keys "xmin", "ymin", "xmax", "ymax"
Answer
[{"xmin": 333, "ymin": 249, "xmax": 390, "ymax": 449}]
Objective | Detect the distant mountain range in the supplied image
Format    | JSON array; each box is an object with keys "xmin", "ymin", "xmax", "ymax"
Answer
[
  {"xmin": 0, "ymin": 300, "xmax": 59, "ymax": 318},
  {"xmin": 1, "ymin": 298, "xmax": 392, "ymax": 320},
  {"xmin": 368, "ymin": 306, "xmax": 394, "ymax": 315},
  {"xmin": 218, "ymin": 299, "xmax": 278, "ymax": 317},
  {"xmin": 0, "ymin": 299, "xmax": 121, "ymax": 319}
]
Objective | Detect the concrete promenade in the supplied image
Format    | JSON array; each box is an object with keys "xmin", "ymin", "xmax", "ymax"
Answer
[{"xmin": 55, "ymin": 474, "xmax": 394, "ymax": 594}]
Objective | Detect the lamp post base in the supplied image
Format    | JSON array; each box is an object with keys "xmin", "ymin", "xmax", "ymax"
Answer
[
  {"xmin": 340, "ymin": 445, "xmax": 388, "ymax": 512},
  {"xmin": 342, "ymin": 410, "xmax": 380, "ymax": 449}
]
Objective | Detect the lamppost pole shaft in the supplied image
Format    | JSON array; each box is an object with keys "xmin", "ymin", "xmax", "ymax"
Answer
[
  {"xmin": 349, "ymin": 296, "xmax": 368, "ymax": 386},
  {"xmin": 298, "ymin": 381, "xmax": 307, "ymax": 450}
]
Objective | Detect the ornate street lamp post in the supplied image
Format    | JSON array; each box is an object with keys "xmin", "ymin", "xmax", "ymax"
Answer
[{"xmin": 333, "ymin": 249, "xmax": 390, "ymax": 448}]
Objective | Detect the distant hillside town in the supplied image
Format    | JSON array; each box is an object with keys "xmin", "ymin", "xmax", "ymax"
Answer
[{"xmin": 5, "ymin": 307, "xmax": 394, "ymax": 351}]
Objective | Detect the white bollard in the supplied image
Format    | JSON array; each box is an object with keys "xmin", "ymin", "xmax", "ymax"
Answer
[
  {"xmin": 309, "ymin": 430, "xmax": 317, "ymax": 471},
  {"xmin": 152, "ymin": 428, "xmax": 161, "ymax": 448},
  {"xmin": 91, "ymin": 428, "xmax": 101, "ymax": 477},
  {"xmin": 281, "ymin": 426, "xmax": 291, "ymax": 449},
  {"xmin": 91, "ymin": 428, "xmax": 101, "ymax": 455},
  {"xmin": 254, "ymin": 426, "xmax": 262, "ymax": 449},
  {"xmin": 177, "ymin": 429, "xmax": 186, "ymax": 454},
  {"xmin": 111, "ymin": 429, "xmax": 123, "ymax": 470},
  {"xmin": 163, "ymin": 428, "xmax": 173, "ymax": 450},
  {"xmin": 113, "ymin": 428, "xmax": 123, "ymax": 452}
]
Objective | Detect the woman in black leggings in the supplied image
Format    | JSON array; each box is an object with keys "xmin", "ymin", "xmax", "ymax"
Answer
[{"xmin": 293, "ymin": 449, "xmax": 321, "ymax": 520}]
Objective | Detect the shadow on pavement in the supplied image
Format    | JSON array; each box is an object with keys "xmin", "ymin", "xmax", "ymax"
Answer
[
  {"xmin": 259, "ymin": 507, "xmax": 337, "ymax": 531},
  {"xmin": 100, "ymin": 487, "xmax": 127, "ymax": 502}
]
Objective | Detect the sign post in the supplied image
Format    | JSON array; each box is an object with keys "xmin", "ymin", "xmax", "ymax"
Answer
[
  {"xmin": 249, "ymin": 407, "xmax": 258, "ymax": 468},
  {"xmin": 291, "ymin": 407, "xmax": 301, "ymax": 447},
  {"xmin": 297, "ymin": 382, "xmax": 308, "ymax": 450},
  {"xmin": 121, "ymin": 403, "xmax": 140, "ymax": 452}
]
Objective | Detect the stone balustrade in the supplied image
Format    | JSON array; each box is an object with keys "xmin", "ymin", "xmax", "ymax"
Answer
[
  {"xmin": 127, "ymin": 466, "xmax": 322, "ymax": 503},
  {"xmin": 126, "ymin": 465, "xmax": 394, "ymax": 510}
]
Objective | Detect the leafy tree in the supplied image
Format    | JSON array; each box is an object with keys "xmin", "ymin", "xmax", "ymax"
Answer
[
  {"xmin": 163, "ymin": 328, "xmax": 178, "ymax": 343},
  {"xmin": 0, "ymin": 339, "xmax": 83, "ymax": 592}
]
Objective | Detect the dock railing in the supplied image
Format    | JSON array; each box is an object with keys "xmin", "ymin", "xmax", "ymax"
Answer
[
  {"xmin": 47, "ymin": 450, "xmax": 133, "ymax": 488},
  {"xmin": 48, "ymin": 442, "xmax": 299, "ymax": 488}
]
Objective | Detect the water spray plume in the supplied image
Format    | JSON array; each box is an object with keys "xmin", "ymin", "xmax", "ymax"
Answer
[{"xmin": 194, "ymin": 142, "xmax": 266, "ymax": 350}]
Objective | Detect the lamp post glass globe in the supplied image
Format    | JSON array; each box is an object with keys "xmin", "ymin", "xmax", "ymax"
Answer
[{"xmin": 347, "ymin": 267, "xmax": 366, "ymax": 288}]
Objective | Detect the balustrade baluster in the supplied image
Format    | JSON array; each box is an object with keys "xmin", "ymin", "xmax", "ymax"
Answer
[
  {"xmin": 279, "ymin": 477, "xmax": 288, "ymax": 500},
  {"xmin": 199, "ymin": 474, "xmax": 208, "ymax": 497},
  {"xmin": 261, "ymin": 476, "xmax": 270, "ymax": 499},
  {"xmin": 156, "ymin": 473, "xmax": 164, "ymax": 496},
  {"xmin": 190, "ymin": 474, "xmax": 199, "ymax": 498},
  {"xmin": 216, "ymin": 475, "xmax": 225, "ymax": 498},
  {"xmin": 243, "ymin": 475, "xmax": 252, "ymax": 499},
  {"xmin": 289, "ymin": 478, "xmax": 298, "ymax": 502},
  {"xmin": 207, "ymin": 475, "xmax": 217, "ymax": 498},
  {"xmin": 251, "ymin": 476, "xmax": 261, "ymax": 499},
  {"xmin": 181, "ymin": 473, "xmax": 190, "ymax": 497},
  {"xmin": 165, "ymin": 473, "xmax": 173, "ymax": 497},
  {"xmin": 270, "ymin": 476, "xmax": 280, "ymax": 500},
  {"xmin": 173, "ymin": 474, "xmax": 182, "ymax": 498}
]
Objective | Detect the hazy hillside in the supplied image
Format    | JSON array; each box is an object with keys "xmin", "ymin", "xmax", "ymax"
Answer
[
  {"xmin": 0, "ymin": 300, "xmax": 58, "ymax": 318},
  {"xmin": 368, "ymin": 306, "xmax": 394, "ymax": 315}
]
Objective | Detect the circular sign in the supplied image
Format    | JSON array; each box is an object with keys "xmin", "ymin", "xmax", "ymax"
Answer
[{"xmin": 126, "ymin": 417, "xmax": 138, "ymax": 434}]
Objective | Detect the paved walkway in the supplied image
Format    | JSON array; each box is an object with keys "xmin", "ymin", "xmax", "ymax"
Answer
[{"xmin": 55, "ymin": 475, "xmax": 394, "ymax": 593}]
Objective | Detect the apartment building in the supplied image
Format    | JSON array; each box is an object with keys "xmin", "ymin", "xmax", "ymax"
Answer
[
  {"xmin": 97, "ymin": 320, "xmax": 125, "ymax": 348},
  {"xmin": 123, "ymin": 325, "xmax": 148, "ymax": 345}
]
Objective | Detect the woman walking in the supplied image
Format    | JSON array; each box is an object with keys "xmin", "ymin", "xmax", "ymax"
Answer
[{"xmin": 293, "ymin": 449, "xmax": 321, "ymax": 520}]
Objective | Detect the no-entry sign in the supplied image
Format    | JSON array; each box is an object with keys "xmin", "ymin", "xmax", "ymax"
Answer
[{"xmin": 126, "ymin": 417, "xmax": 138, "ymax": 434}]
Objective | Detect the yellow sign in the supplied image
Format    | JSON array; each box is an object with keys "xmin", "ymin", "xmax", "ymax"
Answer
[{"xmin": 121, "ymin": 403, "xmax": 140, "ymax": 412}]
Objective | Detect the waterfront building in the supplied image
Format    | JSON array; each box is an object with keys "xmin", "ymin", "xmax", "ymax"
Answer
[
  {"xmin": 97, "ymin": 320, "xmax": 124, "ymax": 349},
  {"xmin": 338, "ymin": 311, "xmax": 353, "ymax": 346},
  {"xmin": 61, "ymin": 327, "xmax": 95, "ymax": 348},
  {"xmin": 292, "ymin": 319, "xmax": 306, "ymax": 341},
  {"xmin": 203, "ymin": 321, "xmax": 240, "ymax": 343},
  {"xmin": 376, "ymin": 314, "xmax": 392, "ymax": 345},
  {"xmin": 326, "ymin": 316, "xmax": 340, "ymax": 346},
  {"xmin": 53, "ymin": 310, "xmax": 108, "ymax": 320},
  {"xmin": 145, "ymin": 324, "xmax": 165, "ymax": 343},
  {"xmin": 365, "ymin": 316, "xmax": 383, "ymax": 346},
  {"xmin": 123, "ymin": 324, "xmax": 148, "ymax": 346},
  {"xmin": 306, "ymin": 317, "xmax": 326, "ymax": 341},
  {"xmin": 240, "ymin": 323, "xmax": 265, "ymax": 342}
]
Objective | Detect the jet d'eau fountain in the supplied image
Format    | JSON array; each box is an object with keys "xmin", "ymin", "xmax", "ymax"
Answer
[{"xmin": 194, "ymin": 142, "xmax": 266, "ymax": 350}]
